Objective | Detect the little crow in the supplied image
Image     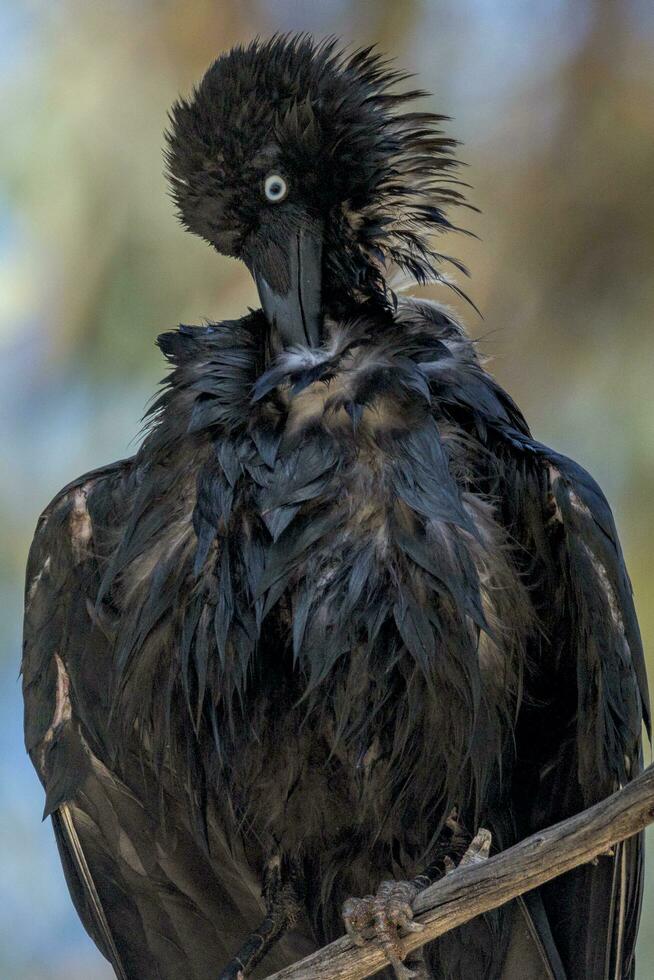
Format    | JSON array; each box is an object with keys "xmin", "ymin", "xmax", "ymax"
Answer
[{"xmin": 22, "ymin": 34, "xmax": 649, "ymax": 980}]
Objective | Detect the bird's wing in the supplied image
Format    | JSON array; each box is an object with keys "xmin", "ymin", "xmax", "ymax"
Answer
[
  {"xmin": 22, "ymin": 460, "xmax": 137, "ymax": 976},
  {"xmin": 22, "ymin": 459, "xmax": 133, "ymax": 817},
  {"xmin": 402, "ymin": 301, "xmax": 647, "ymax": 977},
  {"xmin": 497, "ymin": 429, "xmax": 648, "ymax": 980},
  {"xmin": 22, "ymin": 460, "xmax": 312, "ymax": 979}
]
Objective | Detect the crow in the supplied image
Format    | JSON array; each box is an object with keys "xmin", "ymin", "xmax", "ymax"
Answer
[{"xmin": 22, "ymin": 34, "xmax": 649, "ymax": 980}]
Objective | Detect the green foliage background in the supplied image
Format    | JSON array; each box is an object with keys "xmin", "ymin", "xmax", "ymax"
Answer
[{"xmin": 1, "ymin": 1, "xmax": 652, "ymax": 975}]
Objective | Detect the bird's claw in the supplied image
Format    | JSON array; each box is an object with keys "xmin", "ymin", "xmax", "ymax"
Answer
[
  {"xmin": 340, "ymin": 829, "xmax": 491, "ymax": 979},
  {"xmin": 443, "ymin": 826, "xmax": 492, "ymax": 875},
  {"xmin": 342, "ymin": 880, "xmax": 425, "ymax": 979},
  {"xmin": 457, "ymin": 827, "xmax": 492, "ymax": 868}
]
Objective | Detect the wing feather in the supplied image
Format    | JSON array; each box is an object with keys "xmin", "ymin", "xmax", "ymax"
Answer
[{"xmin": 498, "ymin": 429, "xmax": 647, "ymax": 979}]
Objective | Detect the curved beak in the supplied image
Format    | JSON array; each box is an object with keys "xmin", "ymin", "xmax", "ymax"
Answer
[{"xmin": 252, "ymin": 224, "xmax": 323, "ymax": 349}]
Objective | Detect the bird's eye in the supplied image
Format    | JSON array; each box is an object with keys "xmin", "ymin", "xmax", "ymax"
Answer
[{"xmin": 264, "ymin": 174, "xmax": 288, "ymax": 203}]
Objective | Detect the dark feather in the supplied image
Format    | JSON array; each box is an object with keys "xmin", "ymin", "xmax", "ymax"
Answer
[{"xmin": 22, "ymin": 33, "xmax": 647, "ymax": 980}]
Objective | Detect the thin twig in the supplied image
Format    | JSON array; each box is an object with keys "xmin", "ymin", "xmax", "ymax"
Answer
[{"xmin": 264, "ymin": 765, "xmax": 654, "ymax": 980}]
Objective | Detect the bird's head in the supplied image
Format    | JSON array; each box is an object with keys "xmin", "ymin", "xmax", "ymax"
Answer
[{"xmin": 165, "ymin": 34, "xmax": 468, "ymax": 348}]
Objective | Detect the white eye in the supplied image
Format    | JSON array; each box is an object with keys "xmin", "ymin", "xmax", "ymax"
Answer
[{"xmin": 264, "ymin": 174, "xmax": 288, "ymax": 203}]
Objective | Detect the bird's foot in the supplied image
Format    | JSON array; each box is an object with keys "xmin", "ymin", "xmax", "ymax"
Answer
[
  {"xmin": 342, "ymin": 879, "xmax": 425, "ymax": 979},
  {"xmin": 443, "ymin": 826, "xmax": 492, "ymax": 874},
  {"xmin": 341, "ymin": 827, "xmax": 492, "ymax": 979},
  {"xmin": 217, "ymin": 855, "xmax": 302, "ymax": 979}
]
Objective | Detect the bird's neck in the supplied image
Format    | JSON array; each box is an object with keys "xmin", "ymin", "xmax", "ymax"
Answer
[{"xmin": 261, "ymin": 294, "xmax": 389, "ymax": 366}]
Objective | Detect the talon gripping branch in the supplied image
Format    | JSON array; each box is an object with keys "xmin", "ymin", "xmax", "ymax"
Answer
[{"xmin": 22, "ymin": 35, "xmax": 649, "ymax": 980}]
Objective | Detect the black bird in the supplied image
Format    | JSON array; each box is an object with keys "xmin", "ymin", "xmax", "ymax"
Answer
[{"xmin": 22, "ymin": 35, "xmax": 649, "ymax": 980}]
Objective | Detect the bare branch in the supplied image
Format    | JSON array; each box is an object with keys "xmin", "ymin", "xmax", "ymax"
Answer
[{"xmin": 264, "ymin": 765, "xmax": 654, "ymax": 980}]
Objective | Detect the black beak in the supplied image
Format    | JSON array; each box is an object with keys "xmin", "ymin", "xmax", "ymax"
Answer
[{"xmin": 253, "ymin": 224, "xmax": 323, "ymax": 348}]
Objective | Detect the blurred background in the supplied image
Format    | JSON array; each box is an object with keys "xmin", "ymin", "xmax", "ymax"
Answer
[{"xmin": 1, "ymin": 0, "xmax": 652, "ymax": 976}]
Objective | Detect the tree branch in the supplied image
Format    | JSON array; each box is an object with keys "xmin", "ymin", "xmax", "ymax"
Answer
[{"xmin": 264, "ymin": 765, "xmax": 654, "ymax": 980}]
